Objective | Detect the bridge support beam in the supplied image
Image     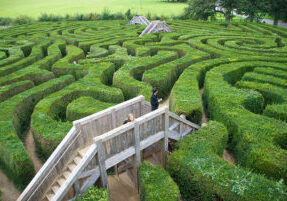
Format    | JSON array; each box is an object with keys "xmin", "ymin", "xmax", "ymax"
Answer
[
  {"xmin": 161, "ymin": 107, "xmax": 169, "ymax": 169},
  {"xmin": 96, "ymin": 139, "xmax": 108, "ymax": 188}
]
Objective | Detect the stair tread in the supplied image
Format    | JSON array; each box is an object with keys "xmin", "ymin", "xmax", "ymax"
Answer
[{"xmin": 78, "ymin": 146, "xmax": 90, "ymax": 157}]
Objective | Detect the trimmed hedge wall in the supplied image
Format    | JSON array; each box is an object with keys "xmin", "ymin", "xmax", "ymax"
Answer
[
  {"xmin": 168, "ymin": 121, "xmax": 287, "ymax": 201},
  {"xmin": 76, "ymin": 186, "xmax": 108, "ymax": 201},
  {"xmin": 139, "ymin": 161, "xmax": 180, "ymax": 201},
  {"xmin": 66, "ymin": 96, "xmax": 115, "ymax": 121},
  {"xmin": 0, "ymin": 80, "xmax": 34, "ymax": 102},
  {"xmin": 264, "ymin": 104, "xmax": 287, "ymax": 123},
  {"xmin": 204, "ymin": 62, "xmax": 287, "ymax": 183},
  {"xmin": 32, "ymin": 62, "xmax": 123, "ymax": 158},
  {"xmin": 0, "ymin": 75, "xmax": 74, "ymax": 189}
]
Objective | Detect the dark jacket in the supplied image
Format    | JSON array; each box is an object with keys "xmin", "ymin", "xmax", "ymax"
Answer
[{"xmin": 150, "ymin": 94, "xmax": 159, "ymax": 111}]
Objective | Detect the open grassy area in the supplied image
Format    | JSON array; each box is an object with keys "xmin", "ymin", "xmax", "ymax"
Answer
[{"xmin": 0, "ymin": 0, "xmax": 187, "ymax": 18}]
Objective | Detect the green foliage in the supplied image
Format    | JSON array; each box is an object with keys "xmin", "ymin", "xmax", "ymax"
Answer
[
  {"xmin": 168, "ymin": 121, "xmax": 287, "ymax": 201},
  {"xmin": 139, "ymin": 161, "xmax": 180, "ymax": 201},
  {"xmin": 184, "ymin": 0, "xmax": 217, "ymax": 20},
  {"xmin": 77, "ymin": 186, "xmax": 109, "ymax": 201},
  {"xmin": 264, "ymin": 104, "xmax": 287, "ymax": 123}
]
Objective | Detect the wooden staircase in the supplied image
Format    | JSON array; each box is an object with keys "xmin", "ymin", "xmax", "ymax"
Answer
[{"xmin": 18, "ymin": 96, "xmax": 200, "ymax": 201}]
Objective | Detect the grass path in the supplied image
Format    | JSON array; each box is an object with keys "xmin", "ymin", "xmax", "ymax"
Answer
[{"xmin": 0, "ymin": 0, "xmax": 186, "ymax": 18}]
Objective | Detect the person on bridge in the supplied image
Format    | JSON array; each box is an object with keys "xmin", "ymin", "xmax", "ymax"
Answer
[
  {"xmin": 123, "ymin": 113, "xmax": 134, "ymax": 124},
  {"xmin": 150, "ymin": 87, "xmax": 162, "ymax": 111}
]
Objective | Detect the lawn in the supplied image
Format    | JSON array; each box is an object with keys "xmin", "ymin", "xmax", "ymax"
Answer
[{"xmin": 0, "ymin": 0, "xmax": 187, "ymax": 18}]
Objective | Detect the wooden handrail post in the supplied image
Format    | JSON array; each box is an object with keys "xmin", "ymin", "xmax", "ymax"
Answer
[
  {"xmin": 140, "ymin": 96, "xmax": 145, "ymax": 116},
  {"xmin": 95, "ymin": 140, "xmax": 108, "ymax": 188},
  {"xmin": 111, "ymin": 108, "xmax": 116, "ymax": 129},
  {"xmin": 162, "ymin": 107, "xmax": 169, "ymax": 169},
  {"xmin": 134, "ymin": 120, "xmax": 141, "ymax": 192}
]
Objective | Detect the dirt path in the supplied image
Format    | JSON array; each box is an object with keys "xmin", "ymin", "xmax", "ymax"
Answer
[
  {"xmin": 223, "ymin": 149, "xmax": 236, "ymax": 165},
  {"xmin": 160, "ymin": 97, "xmax": 169, "ymax": 108},
  {"xmin": 24, "ymin": 129, "xmax": 43, "ymax": 172},
  {"xmin": 0, "ymin": 169, "xmax": 20, "ymax": 201},
  {"xmin": 108, "ymin": 172, "xmax": 139, "ymax": 201},
  {"xmin": 200, "ymin": 88, "xmax": 208, "ymax": 125}
]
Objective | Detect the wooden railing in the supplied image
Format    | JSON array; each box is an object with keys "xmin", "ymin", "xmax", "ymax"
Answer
[
  {"xmin": 51, "ymin": 106, "xmax": 200, "ymax": 201},
  {"xmin": 18, "ymin": 96, "xmax": 149, "ymax": 201}
]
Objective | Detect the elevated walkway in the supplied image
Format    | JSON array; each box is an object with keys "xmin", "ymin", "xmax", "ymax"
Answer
[{"xmin": 18, "ymin": 96, "xmax": 200, "ymax": 201}]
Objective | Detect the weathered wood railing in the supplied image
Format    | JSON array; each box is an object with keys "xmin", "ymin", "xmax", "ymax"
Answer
[
  {"xmin": 18, "ymin": 96, "xmax": 150, "ymax": 201},
  {"xmin": 18, "ymin": 96, "xmax": 200, "ymax": 201},
  {"xmin": 51, "ymin": 106, "xmax": 199, "ymax": 201}
]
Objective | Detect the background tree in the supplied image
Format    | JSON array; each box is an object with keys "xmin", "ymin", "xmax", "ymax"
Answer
[
  {"xmin": 267, "ymin": 0, "xmax": 287, "ymax": 25},
  {"xmin": 218, "ymin": 0, "xmax": 238, "ymax": 22},
  {"xmin": 184, "ymin": 0, "xmax": 217, "ymax": 20},
  {"xmin": 236, "ymin": 0, "xmax": 268, "ymax": 22}
]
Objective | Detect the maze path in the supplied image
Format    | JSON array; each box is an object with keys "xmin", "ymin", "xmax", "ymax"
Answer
[{"xmin": 0, "ymin": 20, "xmax": 287, "ymax": 199}]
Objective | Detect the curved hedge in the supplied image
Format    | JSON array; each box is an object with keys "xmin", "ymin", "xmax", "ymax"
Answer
[
  {"xmin": 139, "ymin": 161, "xmax": 180, "ymax": 201},
  {"xmin": 168, "ymin": 121, "xmax": 287, "ymax": 201}
]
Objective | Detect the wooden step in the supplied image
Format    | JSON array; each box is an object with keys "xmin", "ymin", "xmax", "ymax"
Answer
[
  {"xmin": 78, "ymin": 146, "xmax": 90, "ymax": 157},
  {"xmin": 45, "ymin": 191, "xmax": 55, "ymax": 201},
  {"xmin": 68, "ymin": 161, "xmax": 77, "ymax": 172},
  {"xmin": 63, "ymin": 170, "xmax": 71, "ymax": 179},
  {"xmin": 51, "ymin": 183, "xmax": 61, "ymax": 194},
  {"xmin": 57, "ymin": 176, "xmax": 66, "ymax": 186},
  {"xmin": 73, "ymin": 155, "xmax": 82, "ymax": 165}
]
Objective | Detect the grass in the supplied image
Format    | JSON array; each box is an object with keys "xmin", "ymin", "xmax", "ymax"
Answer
[{"xmin": 0, "ymin": 0, "xmax": 187, "ymax": 18}]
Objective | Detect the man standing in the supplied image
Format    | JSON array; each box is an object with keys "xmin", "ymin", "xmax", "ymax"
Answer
[{"xmin": 150, "ymin": 88, "xmax": 162, "ymax": 111}]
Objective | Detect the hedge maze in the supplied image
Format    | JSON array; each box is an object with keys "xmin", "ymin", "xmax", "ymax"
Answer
[{"xmin": 0, "ymin": 20, "xmax": 287, "ymax": 199}]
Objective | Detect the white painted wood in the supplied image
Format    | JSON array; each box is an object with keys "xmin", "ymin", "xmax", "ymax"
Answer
[
  {"xmin": 169, "ymin": 111, "xmax": 201, "ymax": 129},
  {"xmin": 51, "ymin": 144, "xmax": 98, "ymax": 201},
  {"xmin": 136, "ymin": 106, "xmax": 167, "ymax": 124},
  {"xmin": 79, "ymin": 167, "xmax": 100, "ymax": 193},
  {"xmin": 134, "ymin": 121, "xmax": 141, "ymax": 167},
  {"xmin": 162, "ymin": 107, "xmax": 169, "ymax": 168}
]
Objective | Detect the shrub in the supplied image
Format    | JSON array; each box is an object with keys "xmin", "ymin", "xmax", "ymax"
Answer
[
  {"xmin": 139, "ymin": 161, "xmax": 180, "ymax": 201},
  {"xmin": 263, "ymin": 104, "xmax": 287, "ymax": 123},
  {"xmin": 14, "ymin": 15, "xmax": 34, "ymax": 25},
  {"xmin": 77, "ymin": 186, "xmax": 108, "ymax": 201},
  {"xmin": 168, "ymin": 121, "xmax": 287, "ymax": 201}
]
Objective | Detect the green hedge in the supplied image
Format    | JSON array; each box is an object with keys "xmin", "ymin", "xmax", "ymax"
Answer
[
  {"xmin": 66, "ymin": 96, "xmax": 115, "ymax": 121},
  {"xmin": 0, "ymin": 75, "xmax": 73, "ymax": 189},
  {"xmin": 139, "ymin": 161, "xmax": 180, "ymax": 201},
  {"xmin": 264, "ymin": 104, "xmax": 287, "ymax": 123},
  {"xmin": 0, "ymin": 47, "xmax": 24, "ymax": 67},
  {"xmin": 168, "ymin": 121, "xmax": 287, "ymax": 201},
  {"xmin": 113, "ymin": 51, "xmax": 178, "ymax": 100},
  {"xmin": 254, "ymin": 67, "xmax": 287, "ymax": 80},
  {"xmin": 87, "ymin": 46, "xmax": 109, "ymax": 58},
  {"xmin": 142, "ymin": 44, "xmax": 209, "ymax": 99},
  {"xmin": 0, "ymin": 80, "xmax": 34, "ymax": 102},
  {"xmin": 32, "ymin": 62, "xmax": 123, "ymax": 158},
  {"xmin": 204, "ymin": 62, "xmax": 287, "ymax": 183},
  {"xmin": 76, "ymin": 186, "xmax": 109, "ymax": 201}
]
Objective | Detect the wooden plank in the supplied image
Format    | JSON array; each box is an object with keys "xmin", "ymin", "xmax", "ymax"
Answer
[
  {"xmin": 168, "ymin": 111, "xmax": 201, "ymax": 129},
  {"xmin": 179, "ymin": 123, "xmax": 183, "ymax": 139},
  {"xmin": 134, "ymin": 121, "xmax": 141, "ymax": 166},
  {"xmin": 105, "ymin": 146, "xmax": 135, "ymax": 169},
  {"xmin": 181, "ymin": 127, "xmax": 193, "ymax": 138},
  {"xmin": 17, "ymin": 127, "xmax": 79, "ymax": 201},
  {"xmin": 95, "ymin": 140, "xmax": 108, "ymax": 188},
  {"xmin": 162, "ymin": 108, "xmax": 169, "ymax": 168},
  {"xmin": 136, "ymin": 106, "xmax": 167, "ymax": 124},
  {"xmin": 169, "ymin": 122, "xmax": 179, "ymax": 131},
  {"xmin": 140, "ymin": 131, "xmax": 164, "ymax": 150},
  {"xmin": 51, "ymin": 144, "xmax": 98, "ymax": 201},
  {"xmin": 80, "ymin": 167, "xmax": 100, "ymax": 193}
]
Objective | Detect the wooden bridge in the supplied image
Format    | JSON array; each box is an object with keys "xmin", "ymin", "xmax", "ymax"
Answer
[{"xmin": 17, "ymin": 96, "xmax": 200, "ymax": 201}]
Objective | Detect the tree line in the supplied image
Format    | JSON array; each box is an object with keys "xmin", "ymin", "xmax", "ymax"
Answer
[{"xmin": 183, "ymin": 0, "xmax": 287, "ymax": 25}]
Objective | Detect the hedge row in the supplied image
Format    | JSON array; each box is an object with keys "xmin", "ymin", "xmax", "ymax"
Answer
[
  {"xmin": 264, "ymin": 104, "xmax": 287, "ymax": 123},
  {"xmin": 241, "ymin": 72, "xmax": 287, "ymax": 89},
  {"xmin": 0, "ymin": 80, "xmax": 34, "ymax": 102},
  {"xmin": 139, "ymin": 161, "xmax": 180, "ymax": 201},
  {"xmin": 0, "ymin": 51, "xmax": 6, "ymax": 60},
  {"xmin": 113, "ymin": 50, "xmax": 178, "ymax": 100},
  {"xmin": 0, "ymin": 75, "xmax": 73, "ymax": 189},
  {"xmin": 87, "ymin": 46, "xmax": 109, "ymax": 58},
  {"xmin": 66, "ymin": 96, "xmax": 115, "ymax": 121},
  {"xmin": 204, "ymin": 61, "xmax": 287, "ymax": 183},
  {"xmin": 254, "ymin": 67, "xmax": 287, "ymax": 80},
  {"xmin": 0, "ymin": 47, "xmax": 24, "ymax": 67},
  {"xmin": 0, "ymin": 41, "xmax": 49, "ymax": 76},
  {"xmin": 143, "ymin": 43, "xmax": 209, "ymax": 99},
  {"xmin": 76, "ymin": 186, "xmax": 108, "ymax": 201},
  {"xmin": 32, "ymin": 62, "xmax": 123, "ymax": 158},
  {"xmin": 168, "ymin": 121, "xmax": 287, "ymax": 201}
]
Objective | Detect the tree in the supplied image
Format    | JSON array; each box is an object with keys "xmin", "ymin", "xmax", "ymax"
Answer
[
  {"xmin": 267, "ymin": 0, "xmax": 287, "ymax": 25},
  {"xmin": 184, "ymin": 0, "xmax": 217, "ymax": 21},
  {"xmin": 218, "ymin": 0, "xmax": 239, "ymax": 22},
  {"xmin": 236, "ymin": 0, "xmax": 268, "ymax": 22}
]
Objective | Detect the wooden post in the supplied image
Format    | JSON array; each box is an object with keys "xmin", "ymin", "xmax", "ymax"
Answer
[
  {"xmin": 179, "ymin": 123, "xmax": 183, "ymax": 139},
  {"xmin": 140, "ymin": 96, "xmax": 145, "ymax": 116},
  {"xmin": 74, "ymin": 180, "xmax": 80, "ymax": 195},
  {"xmin": 114, "ymin": 164, "xmax": 119, "ymax": 181},
  {"xmin": 111, "ymin": 108, "xmax": 116, "ymax": 129},
  {"xmin": 133, "ymin": 120, "xmax": 141, "ymax": 192},
  {"xmin": 161, "ymin": 107, "xmax": 169, "ymax": 169},
  {"xmin": 96, "ymin": 140, "xmax": 108, "ymax": 188}
]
